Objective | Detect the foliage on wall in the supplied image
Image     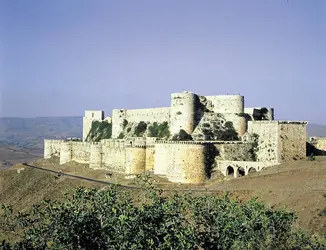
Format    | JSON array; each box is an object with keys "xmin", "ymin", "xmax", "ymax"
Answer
[{"xmin": 86, "ymin": 121, "xmax": 112, "ymax": 142}]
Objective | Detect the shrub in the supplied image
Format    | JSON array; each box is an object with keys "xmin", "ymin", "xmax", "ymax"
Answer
[
  {"xmin": 147, "ymin": 122, "xmax": 170, "ymax": 138},
  {"xmin": 134, "ymin": 121, "xmax": 147, "ymax": 137},
  {"xmin": 202, "ymin": 123, "xmax": 210, "ymax": 128},
  {"xmin": 0, "ymin": 185, "xmax": 324, "ymax": 249},
  {"xmin": 86, "ymin": 121, "xmax": 112, "ymax": 142},
  {"xmin": 172, "ymin": 129, "xmax": 193, "ymax": 141},
  {"xmin": 122, "ymin": 119, "xmax": 128, "ymax": 128},
  {"xmin": 117, "ymin": 132, "xmax": 124, "ymax": 139}
]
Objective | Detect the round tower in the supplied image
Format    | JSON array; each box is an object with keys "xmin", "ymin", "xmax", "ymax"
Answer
[
  {"xmin": 166, "ymin": 143, "xmax": 206, "ymax": 184},
  {"xmin": 210, "ymin": 95, "xmax": 244, "ymax": 114},
  {"xmin": 112, "ymin": 109, "xmax": 127, "ymax": 138},
  {"xmin": 89, "ymin": 143, "xmax": 103, "ymax": 169},
  {"xmin": 125, "ymin": 146, "xmax": 146, "ymax": 177},
  {"xmin": 170, "ymin": 91, "xmax": 196, "ymax": 135}
]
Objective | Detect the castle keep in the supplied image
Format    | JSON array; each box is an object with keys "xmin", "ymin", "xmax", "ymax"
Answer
[{"xmin": 44, "ymin": 91, "xmax": 308, "ymax": 184}]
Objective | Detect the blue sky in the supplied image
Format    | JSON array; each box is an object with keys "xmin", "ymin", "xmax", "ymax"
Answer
[{"xmin": 1, "ymin": 0, "xmax": 325, "ymax": 124}]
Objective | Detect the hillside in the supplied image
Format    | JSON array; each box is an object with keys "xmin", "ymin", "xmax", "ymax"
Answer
[
  {"xmin": 0, "ymin": 116, "xmax": 82, "ymax": 149},
  {"xmin": 1, "ymin": 156, "xmax": 325, "ymax": 237}
]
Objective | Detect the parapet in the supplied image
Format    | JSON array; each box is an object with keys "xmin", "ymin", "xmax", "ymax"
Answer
[
  {"xmin": 249, "ymin": 120, "xmax": 308, "ymax": 125},
  {"xmin": 155, "ymin": 140, "xmax": 243, "ymax": 145}
]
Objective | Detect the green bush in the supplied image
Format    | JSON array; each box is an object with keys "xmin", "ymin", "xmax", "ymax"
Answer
[
  {"xmin": 117, "ymin": 132, "xmax": 124, "ymax": 139},
  {"xmin": 147, "ymin": 122, "xmax": 170, "ymax": 138},
  {"xmin": 0, "ymin": 184, "xmax": 324, "ymax": 249},
  {"xmin": 172, "ymin": 129, "xmax": 193, "ymax": 141},
  {"xmin": 86, "ymin": 121, "xmax": 112, "ymax": 142},
  {"xmin": 122, "ymin": 119, "xmax": 128, "ymax": 128},
  {"xmin": 134, "ymin": 121, "xmax": 147, "ymax": 137}
]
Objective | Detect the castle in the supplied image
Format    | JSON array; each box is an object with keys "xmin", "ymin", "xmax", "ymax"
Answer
[{"xmin": 44, "ymin": 91, "xmax": 309, "ymax": 184}]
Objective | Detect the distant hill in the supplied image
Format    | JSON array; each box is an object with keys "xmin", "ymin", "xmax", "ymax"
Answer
[
  {"xmin": 306, "ymin": 123, "xmax": 326, "ymax": 137},
  {"xmin": 0, "ymin": 117, "xmax": 82, "ymax": 149}
]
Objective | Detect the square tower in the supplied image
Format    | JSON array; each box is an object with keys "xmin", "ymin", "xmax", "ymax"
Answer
[{"xmin": 82, "ymin": 110, "xmax": 104, "ymax": 141}]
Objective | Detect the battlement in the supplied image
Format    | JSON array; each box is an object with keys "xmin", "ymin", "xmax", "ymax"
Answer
[
  {"xmin": 155, "ymin": 140, "xmax": 243, "ymax": 145},
  {"xmin": 249, "ymin": 120, "xmax": 308, "ymax": 125}
]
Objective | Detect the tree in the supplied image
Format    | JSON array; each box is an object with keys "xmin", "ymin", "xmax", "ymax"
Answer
[{"xmin": 0, "ymin": 181, "xmax": 324, "ymax": 250}]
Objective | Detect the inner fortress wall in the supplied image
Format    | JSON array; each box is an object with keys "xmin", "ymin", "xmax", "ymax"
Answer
[
  {"xmin": 205, "ymin": 95, "xmax": 244, "ymax": 114},
  {"xmin": 125, "ymin": 107, "xmax": 170, "ymax": 123},
  {"xmin": 111, "ymin": 107, "xmax": 170, "ymax": 138},
  {"xmin": 278, "ymin": 122, "xmax": 307, "ymax": 161},
  {"xmin": 247, "ymin": 121, "xmax": 279, "ymax": 163}
]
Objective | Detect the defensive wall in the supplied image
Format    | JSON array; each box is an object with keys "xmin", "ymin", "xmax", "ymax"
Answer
[
  {"xmin": 247, "ymin": 120, "xmax": 307, "ymax": 163},
  {"xmin": 44, "ymin": 138, "xmax": 259, "ymax": 184}
]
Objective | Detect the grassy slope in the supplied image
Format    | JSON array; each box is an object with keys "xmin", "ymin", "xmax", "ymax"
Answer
[{"xmin": 1, "ymin": 157, "xmax": 326, "ymax": 237}]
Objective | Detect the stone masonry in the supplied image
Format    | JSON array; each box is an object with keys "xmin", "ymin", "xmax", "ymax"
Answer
[{"xmin": 44, "ymin": 91, "xmax": 309, "ymax": 184}]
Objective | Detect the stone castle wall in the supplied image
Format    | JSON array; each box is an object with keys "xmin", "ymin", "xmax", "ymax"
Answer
[
  {"xmin": 247, "ymin": 121, "xmax": 279, "ymax": 163},
  {"xmin": 205, "ymin": 95, "xmax": 244, "ymax": 114},
  {"xmin": 46, "ymin": 91, "xmax": 310, "ymax": 185},
  {"xmin": 247, "ymin": 121, "xmax": 308, "ymax": 163},
  {"xmin": 111, "ymin": 107, "xmax": 170, "ymax": 138},
  {"xmin": 278, "ymin": 122, "xmax": 307, "ymax": 161},
  {"xmin": 153, "ymin": 141, "xmax": 207, "ymax": 184},
  {"xmin": 44, "ymin": 139, "xmax": 63, "ymax": 158}
]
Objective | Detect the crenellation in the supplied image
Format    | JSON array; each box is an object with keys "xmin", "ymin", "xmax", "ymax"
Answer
[{"xmin": 44, "ymin": 91, "xmax": 309, "ymax": 184}]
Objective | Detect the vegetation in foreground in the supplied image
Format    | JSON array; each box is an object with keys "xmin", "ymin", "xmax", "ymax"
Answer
[{"xmin": 0, "ymin": 174, "xmax": 325, "ymax": 250}]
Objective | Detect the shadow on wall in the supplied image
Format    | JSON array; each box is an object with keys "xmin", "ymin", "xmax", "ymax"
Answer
[
  {"xmin": 205, "ymin": 144, "xmax": 219, "ymax": 178},
  {"xmin": 194, "ymin": 95, "xmax": 207, "ymax": 128},
  {"xmin": 306, "ymin": 142, "xmax": 326, "ymax": 156}
]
